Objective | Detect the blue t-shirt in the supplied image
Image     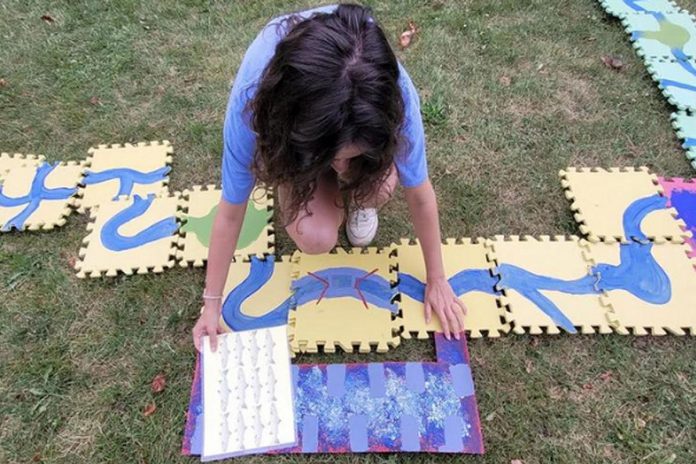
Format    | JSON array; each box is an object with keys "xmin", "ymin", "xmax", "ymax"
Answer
[{"xmin": 221, "ymin": 5, "xmax": 428, "ymax": 204}]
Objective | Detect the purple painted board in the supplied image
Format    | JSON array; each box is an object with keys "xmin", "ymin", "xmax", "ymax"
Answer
[
  {"xmin": 181, "ymin": 354, "xmax": 202, "ymax": 455},
  {"xmin": 181, "ymin": 334, "xmax": 484, "ymax": 456}
]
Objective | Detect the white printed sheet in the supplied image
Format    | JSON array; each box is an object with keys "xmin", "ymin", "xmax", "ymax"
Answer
[{"xmin": 201, "ymin": 327, "xmax": 296, "ymax": 461}]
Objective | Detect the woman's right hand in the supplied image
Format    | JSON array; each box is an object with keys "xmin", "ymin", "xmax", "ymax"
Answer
[{"xmin": 192, "ymin": 300, "xmax": 223, "ymax": 353}]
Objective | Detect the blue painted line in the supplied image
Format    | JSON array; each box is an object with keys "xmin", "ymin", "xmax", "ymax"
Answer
[
  {"xmin": 660, "ymin": 79, "xmax": 696, "ymax": 93},
  {"xmin": 367, "ymin": 363, "xmax": 386, "ymax": 397},
  {"xmin": 301, "ymin": 415, "xmax": 319, "ymax": 452},
  {"xmin": 623, "ymin": 0, "xmax": 647, "ymax": 13},
  {"xmin": 293, "ymin": 267, "xmax": 396, "ymax": 312},
  {"xmin": 83, "ymin": 166, "xmax": 170, "ymax": 198},
  {"xmin": 398, "ymin": 269, "xmax": 498, "ymax": 304},
  {"xmin": 438, "ymin": 415, "xmax": 464, "ymax": 452},
  {"xmin": 400, "ymin": 415, "xmax": 421, "ymax": 451},
  {"xmin": 221, "ymin": 256, "xmax": 293, "ymax": 331},
  {"xmin": 0, "ymin": 163, "xmax": 77, "ymax": 231},
  {"xmin": 100, "ymin": 194, "xmax": 178, "ymax": 251},
  {"xmin": 326, "ymin": 364, "xmax": 346, "ymax": 398},
  {"xmin": 682, "ymin": 138, "xmax": 696, "ymax": 148},
  {"xmin": 349, "ymin": 415, "xmax": 369, "ymax": 452},
  {"xmin": 405, "ymin": 362, "xmax": 425, "ymax": 394},
  {"xmin": 450, "ymin": 364, "xmax": 474, "ymax": 397}
]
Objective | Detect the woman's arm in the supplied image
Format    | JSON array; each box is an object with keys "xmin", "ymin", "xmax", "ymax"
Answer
[
  {"xmin": 404, "ymin": 179, "xmax": 466, "ymax": 340},
  {"xmin": 191, "ymin": 198, "xmax": 248, "ymax": 352}
]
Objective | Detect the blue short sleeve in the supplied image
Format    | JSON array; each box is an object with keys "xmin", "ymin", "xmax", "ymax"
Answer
[
  {"xmin": 395, "ymin": 63, "xmax": 429, "ymax": 189},
  {"xmin": 221, "ymin": 21, "xmax": 282, "ymax": 204}
]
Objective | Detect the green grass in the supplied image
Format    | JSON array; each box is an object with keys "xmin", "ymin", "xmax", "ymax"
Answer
[{"xmin": 1, "ymin": 0, "xmax": 695, "ymax": 463}]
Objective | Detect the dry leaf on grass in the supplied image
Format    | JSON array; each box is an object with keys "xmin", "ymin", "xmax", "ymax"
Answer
[
  {"xmin": 151, "ymin": 373, "xmax": 166, "ymax": 393},
  {"xmin": 399, "ymin": 20, "xmax": 419, "ymax": 49},
  {"xmin": 601, "ymin": 55, "xmax": 624, "ymax": 71},
  {"xmin": 499, "ymin": 75, "xmax": 511, "ymax": 87},
  {"xmin": 0, "ymin": 79, "xmax": 7, "ymax": 88},
  {"xmin": 89, "ymin": 96, "xmax": 102, "ymax": 106},
  {"xmin": 41, "ymin": 14, "xmax": 55, "ymax": 24},
  {"xmin": 511, "ymin": 460, "xmax": 525, "ymax": 464},
  {"xmin": 524, "ymin": 359, "xmax": 533, "ymax": 374},
  {"xmin": 143, "ymin": 403, "xmax": 157, "ymax": 417}
]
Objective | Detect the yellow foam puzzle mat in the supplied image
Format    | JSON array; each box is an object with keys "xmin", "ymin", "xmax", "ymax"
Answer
[
  {"xmin": 75, "ymin": 192, "xmax": 180, "ymax": 277},
  {"xmin": 0, "ymin": 152, "xmax": 45, "ymax": 179},
  {"xmin": 586, "ymin": 242, "xmax": 696, "ymax": 335},
  {"xmin": 218, "ymin": 255, "xmax": 294, "ymax": 333},
  {"xmin": 177, "ymin": 185, "xmax": 274, "ymax": 267},
  {"xmin": 396, "ymin": 238, "xmax": 508, "ymax": 339},
  {"xmin": 0, "ymin": 161, "xmax": 84, "ymax": 232},
  {"xmin": 486, "ymin": 235, "xmax": 613, "ymax": 335},
  {"xmin": 288, "ymin": 247, "xmax": 402, "ymax": 354},
  {"xmin": 76, "ymin": 141, "xmax": 173, "ymax": 213},
  {"xmin": 559, "ymin": 167, "xmax": 690, "ymax": 243}
]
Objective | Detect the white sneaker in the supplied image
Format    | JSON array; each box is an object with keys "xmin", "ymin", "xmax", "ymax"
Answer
[{"xmin": 346, "ymin": 207, "xmax": 378, "ymax": 247}]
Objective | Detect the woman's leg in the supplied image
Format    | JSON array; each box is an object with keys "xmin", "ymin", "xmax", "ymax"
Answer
[
  {"xmin": 279, "ymin": 174, "xmax": 344, "ymax": 255},
  {"xmin": 362, "ymin": 164, "xmax": 398, "ymax": 209}
]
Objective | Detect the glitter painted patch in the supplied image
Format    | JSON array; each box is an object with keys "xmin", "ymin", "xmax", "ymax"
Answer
[{"xmin": 182, "ymin": 334, "xmax": 484, "ymax": 456}]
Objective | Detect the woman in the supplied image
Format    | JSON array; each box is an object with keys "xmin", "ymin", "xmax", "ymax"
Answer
[{"xmin": 193, "ymin": 3, "xmax": 466, "ymax": 351}]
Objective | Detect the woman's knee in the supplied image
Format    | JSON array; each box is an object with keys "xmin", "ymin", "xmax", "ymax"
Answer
[{"xmin": 291, "ymin": 226, "xmax": 338, "ymax": 255}]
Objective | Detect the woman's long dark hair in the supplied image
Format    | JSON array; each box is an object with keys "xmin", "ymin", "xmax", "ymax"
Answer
[{"xmin": 249, "ymin": 3, "xmax": 405, "ymax": 222}]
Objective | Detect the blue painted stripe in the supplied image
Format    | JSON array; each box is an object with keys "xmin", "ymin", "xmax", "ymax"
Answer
[
  {"xmin": 301, "ymin": 415, "xmax": 319, "ymax": 452},
  {"xmin": 221, "ymin": 256, "xmax": 293, "ymax": 331},
  {"xmin": 438, "ymin": 415, "xmax": 464, "ymax": 452},
  {"xmin": 83, "ymin": 166, "xmax": 170, "ymax": 198},
  {"xmin": 405, "ymin": 362, "xmax": 425, "ymax": 394},
  {"xmin": 367, "ymin": 363, "xmax": 386, "ymax": 397},
  {"xmin": 682, "ymin": 137, "xmax": 696, "ymax": 148},
  {"xmin": 326, "ymin": 364, "xmax": 346, "ymax": 398},
  {"xmin": 450, "ymin": 364, "xmax": 474, "ymax": 397},
  {"xmin": 0, "ymin": 163, "xmax": 77, "ymax": 231},
  {"xmin": 660, "ymin": 79, "xmax": 696, "ymax": 93},
  {"xmin": 293, "ymin": 267, "xmax": 396, "ymax": 312},
  {"xmin": 349, "ymin": 415, "xmax": 369, "ymax": 452},
  {"xmin": 100, "ymin": 194, "xmax": 178, "ymax": 251},
  {"xmin": 400, "ymin": 414, "xmax": 421, "ymax": 451}
]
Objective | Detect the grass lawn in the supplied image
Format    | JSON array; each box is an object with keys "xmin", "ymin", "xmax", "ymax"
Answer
[{"xmin": 1, "ymin": 0, "xmax": 696, "ymax": 463}]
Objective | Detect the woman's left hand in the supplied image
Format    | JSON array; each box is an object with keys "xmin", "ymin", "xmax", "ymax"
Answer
[{"xmin": 424, "ymin": 276, "xmax": 467, "ymax": 340}]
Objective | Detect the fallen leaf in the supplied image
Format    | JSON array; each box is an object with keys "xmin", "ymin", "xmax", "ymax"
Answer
[
  {"xmin": 89, "ymin": 96, "xmax": 102, "ymax": 106},
  {"xmin": 399, "ymin": 20, "xmax": 419, "ymax": 49},
  {"xmin": 67, "ymin": 256, "xmax": 76, "ymax": 268},
  {"xmin": 151, "ymin": 373, "xmax": 166, "ymax": 393},
  {"xmin": 635, "ymin": 417, "xmax": 646, "ymax": 429},
  {"xmin": 601, "ymin": 55, "xmax": 624, "ymax": 71},
  {"xmin": 599, "ymin": 371, "xmax": 613, "ymax": 382},
  {"xmin": 582, "ymin": 382, "xmax": 594, "ymax": 391},
  {"xmin": 530, "ymin": 337, "xmax": 540, "ymax": 347},
  {"xmin": 41, "ymin": 14, "xmax": 55, "ymax": 24},
  {"xmin": 524, "ymin": 359, "xmax": 533, "ymax": 374},
  {"xmin": 32, "ymin": 452, "xmax": 41, "ymax": 462},
  {"xmin": 0, "ymin": 78, "xmax": 7, "ymax": 88},
  {"xmin": 499, "ymin": 75, "xmax": 511, "ymax": 87},
  {"xmin": 143, "ymin": 403, "xmax": 156, "ymax": 417},
  {"xmin": 511, "ymin": 460, "xmax": 524, "ymax": 464},
  {"xmin": 485, "ymin": 411, "xmax": 496, "ymax": 421}
]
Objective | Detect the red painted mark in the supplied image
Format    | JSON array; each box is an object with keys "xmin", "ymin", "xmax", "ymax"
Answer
[
  {"xmin": 354, "ymin": 268, "xmax": 378, "ymax": 309},
  {"xmin": 307, "ymin": 271, "xmax": 329, "ymax": 305}
]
